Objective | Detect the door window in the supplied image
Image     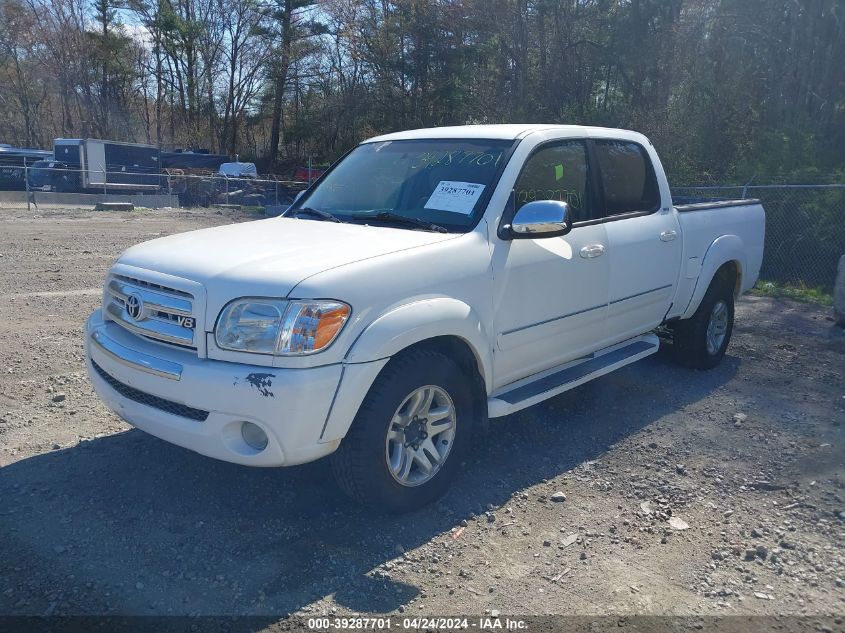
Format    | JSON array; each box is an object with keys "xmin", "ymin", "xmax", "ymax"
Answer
[
  {"xmin": 514, "ymin": 141, "xmax": 591, "ymax": 222},
  {"xmin": 593, "ymin": 140, "xmax": 660, "ymax": 216}
]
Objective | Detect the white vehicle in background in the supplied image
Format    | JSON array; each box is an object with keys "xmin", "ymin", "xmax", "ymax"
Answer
[
  {"xmin": 85, "ymin": 124, "xmax": 765, "ymax": 512},
  {"xmin": 217, "ymin": 161, "xmax": 258, "ymax": 179}
]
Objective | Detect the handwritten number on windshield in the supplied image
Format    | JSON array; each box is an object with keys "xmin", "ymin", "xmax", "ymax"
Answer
[{"xmin": 415, "ymin": 151, "xmax": 503, "ymax": 169}]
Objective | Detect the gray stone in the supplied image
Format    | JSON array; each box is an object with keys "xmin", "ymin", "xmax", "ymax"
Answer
[
  {"xmin": 560, "ymin": 534, "xmax": 578, "ymax": 548},
  {"xmin": 835, "ymin": 254, "xmax": 845, "ymax": 326},
  {"xmin": 550, "ymin": 491, "xmax": 566, "ymax": 502},
  {"xmin": 668, "ymin": 516, "xmax": 690, "ymax": 530}
]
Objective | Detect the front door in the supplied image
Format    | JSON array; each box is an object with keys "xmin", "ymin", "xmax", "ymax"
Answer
[{"xmin": 491, "ymin": 140, "xmax": 610, "ymax": 389}]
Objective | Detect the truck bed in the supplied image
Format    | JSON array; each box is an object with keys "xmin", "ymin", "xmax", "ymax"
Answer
[{"xmin": 667, "ymin": 197, "xmax": 766, "ymax": 321}]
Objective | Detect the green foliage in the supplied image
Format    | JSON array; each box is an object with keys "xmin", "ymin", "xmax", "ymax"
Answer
[{"xmin": 752, "ymin": 281, "xmax": 834, "ymax": 307}]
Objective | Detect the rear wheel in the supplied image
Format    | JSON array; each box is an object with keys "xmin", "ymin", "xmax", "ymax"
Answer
[
  {"xmin": 331, "ymin": 349, "xmax": 473, "ymax": 513},
  {"xmin": 670, "ymin": 273, "xmax": 735, "ymax": 369}
]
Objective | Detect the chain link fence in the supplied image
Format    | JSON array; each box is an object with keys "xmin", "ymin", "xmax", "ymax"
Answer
[
  {"xmin": 672, "ymin": 184, "xmax": 845, "ymax": 290},
  {"xmin": 162, "ymin": 171, "xmax": 307, "ymax": 210},
  {"xmin": 1, "ymin": 163, "xmax": 309, "ymax": 212}
]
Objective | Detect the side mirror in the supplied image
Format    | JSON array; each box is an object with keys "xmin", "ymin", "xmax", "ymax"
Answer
[{"xmin": 505, "ymin": 200, "xmax": 572, "ymax": 239}]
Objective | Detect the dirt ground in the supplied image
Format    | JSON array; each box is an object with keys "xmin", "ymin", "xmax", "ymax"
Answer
[{"xmin": 0, "ymin": 206, "xmax": 843, "ymax": 627}]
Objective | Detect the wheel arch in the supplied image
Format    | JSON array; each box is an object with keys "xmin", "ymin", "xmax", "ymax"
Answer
[
  {"xmin": 681, "ymin": 235, "xmax": 745, "ymax": 319},
  {"xmin": 320, "ymin": 299, "xmax": 493, "ymax": 445},
  {"xmin": 344, "ymin": 297, "xmax": 493, "ymax": 391},
  {"xmin": 392, "ymin": 335, "xmax": 490, "ymax": 434}
]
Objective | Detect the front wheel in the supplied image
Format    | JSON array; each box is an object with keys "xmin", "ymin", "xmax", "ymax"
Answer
[
  {"xmin": 670, "ymin": 274, "xmax": 735, "ymax": 369},
  {"xmin": 331, "ymin": 349, "xmax": 473, "ymax": 513}
]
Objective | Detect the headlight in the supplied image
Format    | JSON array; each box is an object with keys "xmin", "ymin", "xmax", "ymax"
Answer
[
  {"xmin": 215, "ymin": 298, "xmax": 351, "ymax": 355},
  {"xmin": 215, "ymin": 299, "xmax": 286, "ymax": 354}
]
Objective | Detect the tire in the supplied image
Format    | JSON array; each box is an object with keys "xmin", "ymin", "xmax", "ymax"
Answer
[
  {"xmin": 670, "ymin": 273, "xmax": 735, "ymax": 369},
  {"xmin": 331, "ymin": 349, "xmax": 474, "ymax": 513}
]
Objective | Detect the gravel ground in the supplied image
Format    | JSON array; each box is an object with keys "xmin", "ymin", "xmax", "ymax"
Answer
[{"xmin": 0, "ymin": 206, "xmax": 843, "ymax": 626}]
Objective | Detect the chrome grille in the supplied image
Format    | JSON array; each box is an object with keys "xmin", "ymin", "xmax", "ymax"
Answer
[
  {"xmin": 113, "ymin": 274, "xmax": 193, "ymax": 299},
  {"xmin": 104, "ymin": 274, "xmax": 197, "ymax": 349}
]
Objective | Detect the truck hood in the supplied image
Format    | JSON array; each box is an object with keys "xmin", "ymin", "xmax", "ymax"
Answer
[{"xmin": 116, "ymin": 217, "xmax": 458, "ymax": 316}]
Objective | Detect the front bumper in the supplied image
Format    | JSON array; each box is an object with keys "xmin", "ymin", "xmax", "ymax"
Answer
[{"xmin": 85, "ymin": 310, "xmax": 343, "ymax": 466}]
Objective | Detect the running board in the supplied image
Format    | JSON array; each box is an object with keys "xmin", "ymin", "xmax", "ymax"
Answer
[{"xmin": 487, "ymin": 334, "xmax": 660, "ymax": 418}]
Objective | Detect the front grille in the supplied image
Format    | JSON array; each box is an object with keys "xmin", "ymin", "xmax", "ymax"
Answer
[
  {"xmin": 92, "ymin": 360, "xmax": 209, "ymax": 422},
  {"xmin": 113, "ymin": 274, "xmax": 193, "ymax": 299},
  {"xmin": 104, "ymin": 273, "xmax": 198, "ymax": 349}
]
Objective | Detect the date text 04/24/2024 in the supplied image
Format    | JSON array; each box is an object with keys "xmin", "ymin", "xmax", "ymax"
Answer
[{"xmin": 306, "ymin": 616, "xmax": 528, "ymax": 630}]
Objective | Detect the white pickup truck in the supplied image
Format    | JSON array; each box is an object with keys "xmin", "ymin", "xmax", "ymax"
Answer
[{"xmin": 85, "ymin": 125, "xmax": 765, "ymax": 511}]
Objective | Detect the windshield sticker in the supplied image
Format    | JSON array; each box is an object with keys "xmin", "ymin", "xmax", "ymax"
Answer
[{"xmin": 424, "ymin": 181, "xmax": 486, "ymax": 215}]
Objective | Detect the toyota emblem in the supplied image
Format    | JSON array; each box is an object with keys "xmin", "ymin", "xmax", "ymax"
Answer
[{"xmin": 126, "ymin": 293, "xmax": 144, "ymax": 321}]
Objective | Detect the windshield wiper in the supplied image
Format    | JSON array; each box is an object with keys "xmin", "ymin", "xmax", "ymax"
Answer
[
  {"xmin": 350, "ymin": 210, "xmax": 447, "ymax": 233},
  {"xmin": 286, "ymin": 207, "xmax": 343, "ymax": 223}
]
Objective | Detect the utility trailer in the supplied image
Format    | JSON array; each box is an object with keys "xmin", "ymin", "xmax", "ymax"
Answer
[{"xmin": 52, "ymin": 139, "xmax": 161, "ymax": 193}]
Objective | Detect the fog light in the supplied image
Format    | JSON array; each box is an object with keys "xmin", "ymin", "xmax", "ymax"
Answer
[{"xmin": 241, "ymin": 421, "xmax": 268, "ymax": 451}]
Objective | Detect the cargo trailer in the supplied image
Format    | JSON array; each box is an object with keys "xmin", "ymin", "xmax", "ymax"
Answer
[{"xmin": 52, "ymin": 139, "xmax": 161, "ymax": 193}]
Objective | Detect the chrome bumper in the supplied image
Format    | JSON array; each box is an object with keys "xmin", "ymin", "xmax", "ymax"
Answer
[
  {"xmin": 90, "ymin": 329, "xmax": 182, "ymax": 380},
  {"xmin": 84, "ymin": 309, "xmax": 345, "ymax": 467}
]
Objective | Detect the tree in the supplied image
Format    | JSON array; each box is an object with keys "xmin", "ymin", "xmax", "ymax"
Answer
[
  {"xmin": 0, "ymin": 0, "xmax": 842, "ymax": 182},
  {"xmin": 262, "ymin": 0, "xmax": 319, "ymax": 164}
]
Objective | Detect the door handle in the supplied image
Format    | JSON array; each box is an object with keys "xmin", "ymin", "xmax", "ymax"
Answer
[
  {"xmin": 660, "ymin": 230, "xmax": 678, "ymax": 242},
  {"xmin": 580, "ymin": 244, "xmax": 606, "ymax": 259}
]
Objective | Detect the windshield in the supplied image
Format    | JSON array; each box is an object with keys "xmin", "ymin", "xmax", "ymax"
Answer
[{"xmin": 289, "ymin": 139, "xmax": 514, "ymax": 232}]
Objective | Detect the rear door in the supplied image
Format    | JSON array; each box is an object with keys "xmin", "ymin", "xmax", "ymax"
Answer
[
  {"xmin": 85, "ymin": 141, "xmax": 107, "ymax": 186},
  {"xmin": 593, "ymin": 139, "xmax": 682, "ymax": 344}
]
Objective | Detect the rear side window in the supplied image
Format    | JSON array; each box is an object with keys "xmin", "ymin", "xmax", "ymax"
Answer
[
  {"xmin": 593, "ymin": 140, "xmax": 660, "ymax": 216},
  {"xmin": 513, "ymin": 140, "xmax": 591, "ymax": 222}
]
